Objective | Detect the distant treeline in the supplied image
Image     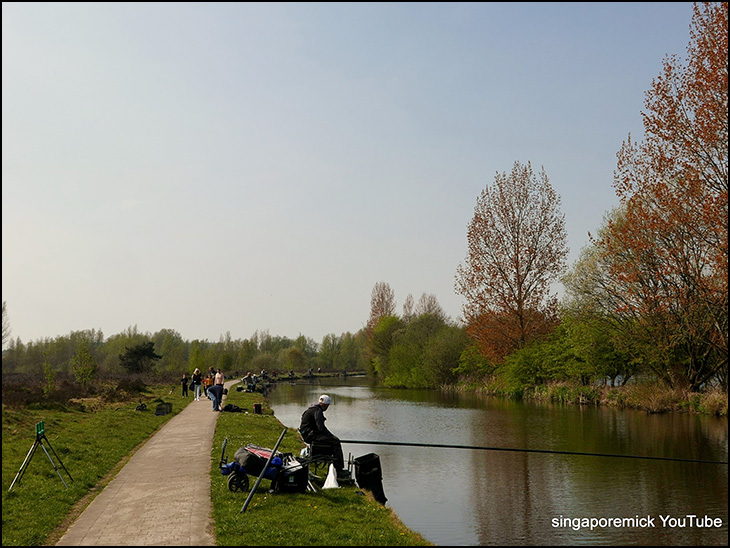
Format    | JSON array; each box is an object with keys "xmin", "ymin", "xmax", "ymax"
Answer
[
  {"xmin": 1, "ymin": 325, "xmax": 370, "ymax": 380},
  {"xmin": 3, "ymin": 303, "xmax": 726, "ymax": 398},
  {"xmin": 0, "ymin": 311, "xmax": 468, "ymax": 389}
]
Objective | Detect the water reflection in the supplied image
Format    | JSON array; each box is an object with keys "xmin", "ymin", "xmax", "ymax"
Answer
[{"xmin": 266, "ymin": 377, "xmax": 728, "ymax": 546}]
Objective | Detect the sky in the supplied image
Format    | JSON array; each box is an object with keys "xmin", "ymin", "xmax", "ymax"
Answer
[{"xmin": 2, "ymin": 2, "xmax": 697, "ymax": 346}]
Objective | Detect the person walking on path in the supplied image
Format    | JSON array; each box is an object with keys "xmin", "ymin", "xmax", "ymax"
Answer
[
  {"xmin": 54, "ymin": 379, "xmax": 237, "ymax": 546},
  {"xmin": 181, "ymin": 372, "xmax": 189, "ymax": 398},
  {"xmin": 192, "ymin": 368, "xmax": 203, "ymax": 401}
]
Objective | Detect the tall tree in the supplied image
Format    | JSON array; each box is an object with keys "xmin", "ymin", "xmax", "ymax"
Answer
[
  {"xmin": 286, "ymin": 347, "xmax": 305, "ymax": 371},
  {"xmin": 72, "ymin": 340, "xmax": 97, "ymax": 388},
  {"xmin": 599, "ymin": 2, "xmax": 727, "ymax": 390},
  {"xmin": 414, "ymin": 293, "xmax": 448, "ymax": 322},
  {"xmin": 334, "ymin": 331, "xmax": 366, "ymax": 372},
  {"xmin": 318, "ymin": 333, "xmax": 340, "ymax": 370},
  {"xmin": 154, "ymin": 328, "xmax": 187, "ymax": 374},
  {"xmin": 367, "ymin": 281, "xmax": 397, "ymax": 331},
  {"xmin": 2, "ymin": 301, "xmax": 10, "ymax": 348},
  {"xmin": 369, "ymin": 315, "xmax": 404, "ymax": 380},
  {"xmin": 455, "ymin": 161, "xmax": 568, "ymax": 362},
  {"xmin": 402, "ymin": 294, "xmax": 415, "ymax": 323},
  {"xmin": 119, "ymin": 341, "xmax": 162, "ymax": 374}
]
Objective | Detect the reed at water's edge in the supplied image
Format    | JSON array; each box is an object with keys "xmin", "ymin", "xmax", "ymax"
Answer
[{"xmin": 445, "ymin": 378, "xmax": 728, "ymax": 415}]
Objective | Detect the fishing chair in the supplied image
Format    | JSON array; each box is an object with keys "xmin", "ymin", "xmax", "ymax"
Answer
[{"xmin": 304, "ymin": 439, "xmax": 338, "ymax": 477}]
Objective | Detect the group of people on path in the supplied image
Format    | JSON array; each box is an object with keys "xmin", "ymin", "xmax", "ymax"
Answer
[{"xmin": 181, "ymin": 367, "xmax": 226, "ymax": 411}]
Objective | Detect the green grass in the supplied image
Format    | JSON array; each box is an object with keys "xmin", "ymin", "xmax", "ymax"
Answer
[
  {"xmin": 211, "ymin": 388, "xmax": 432, "ymax": 546},
  {"xmin": 2, "ymin": 386, "xmax": 183, "ymax": 546},
  {"xmin": 2, "ymin": 384, "xmax": 432, "ymax": 546}
]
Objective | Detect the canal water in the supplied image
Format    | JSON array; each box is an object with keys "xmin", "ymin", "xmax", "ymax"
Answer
[{"xmin": 266, "ymin": 376, "xmax": 728, "ymax": 546}]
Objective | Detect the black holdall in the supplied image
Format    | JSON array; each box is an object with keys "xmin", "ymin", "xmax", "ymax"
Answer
[{"xmin": 275, "ymin": 460, "xmax": 308, "ymax": 493}]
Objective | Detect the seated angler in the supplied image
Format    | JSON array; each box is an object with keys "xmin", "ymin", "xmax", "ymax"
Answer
[{"xmin": 299, "ymin": 394, "xmax": 348, "ymax": 479}]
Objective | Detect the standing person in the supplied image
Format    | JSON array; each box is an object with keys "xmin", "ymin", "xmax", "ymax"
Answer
[
  {"xmin": 214, "ymin": 368, "xmax": 224, "ymax": 386},
  {"xmin": 207, "ymin": 383, "xmax": 226, "ymax": 412},
  {"xmin": 299, "ymin": 395, "xmax": 347, "ymax": 479},
  {"xmin": 192, "ymin": 368, "xmax": 203, "ymax": 401},
  {"xmin": 181, "ymin": 373, "xmax": 189, "ymax": 398},
  {"xmin": 203, "ymin": 367, "xmax": 215, "ymax": 396}
]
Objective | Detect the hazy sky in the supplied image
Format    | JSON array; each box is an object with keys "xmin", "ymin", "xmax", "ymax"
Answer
[{"xmin": 2, "ymin": 2, "xmax": 695, "ymax": 346}]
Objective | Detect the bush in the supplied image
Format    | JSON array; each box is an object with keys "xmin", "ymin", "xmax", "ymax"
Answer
[
  {"xmin": 605, "ymin": 388, "xmax": 626, "ymax": 407},
  {"xmin": 115, "ymin": 377, "xmax": 148, "ymax": 393},
  {"xmin": 454, "ymin": 344, "xmax": 494, "ymax": 380},
  {"xmin": 698, "ymin": 389, "xmax": 728, "ymax": 416}
]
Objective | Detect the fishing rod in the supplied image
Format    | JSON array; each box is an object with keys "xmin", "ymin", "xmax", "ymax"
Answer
[{"xmin": 339, "ymin": 439, "xmax": 728, "ymax": 465}]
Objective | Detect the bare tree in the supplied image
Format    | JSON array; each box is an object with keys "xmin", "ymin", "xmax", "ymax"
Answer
[
  {"xmin": 2, "ymin": 301, "xmax": 10, "ymax": 348},
  {"xmin": 414, "ymin": 293, "xmax": 448, "ymax": 322},
  {"xmin": 368, "ymin": 281, "xmax": 397, "ymax": 330},
  {"xmin": 402, "ymin": 293, "xmax": 415, "ymax": 323}
]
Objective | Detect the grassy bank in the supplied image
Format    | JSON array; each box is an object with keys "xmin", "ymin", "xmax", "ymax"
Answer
[
  {"xmin": 1, "ymin": 383, "xmax": 431, "ymax": 546},
  {"xmin": 2, "ymin": 385, "xmax": 182, "ymax": 546},
  {"xmin": 456, "ymin": 378, "xmax": 728, "ymax": 415},
  {"xmin": 211, "ymin": 388, "xmax": 431, "ymax": 546}
]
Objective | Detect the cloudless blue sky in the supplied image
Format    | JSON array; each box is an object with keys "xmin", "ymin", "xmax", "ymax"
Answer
[{"xmin": 2, "ymin": 2, "xmax": 696, "ymax": 345}]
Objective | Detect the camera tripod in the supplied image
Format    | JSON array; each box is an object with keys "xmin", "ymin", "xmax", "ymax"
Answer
[{"xmin": 8, "ymin": 421, "xmax": 73, "ymax": 492}]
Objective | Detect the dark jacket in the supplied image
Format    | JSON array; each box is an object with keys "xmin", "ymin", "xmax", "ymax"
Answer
[
  {"xmin": 299, "ymin": 403, "xmax": 333, "ymax": 443},
  {"xmin": 207, "ymin": 384, "xmax": 224, "ymax": 401}
]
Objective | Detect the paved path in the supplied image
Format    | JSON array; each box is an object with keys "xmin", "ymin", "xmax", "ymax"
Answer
[{"xmin": 56, "ymin": 381, "xmax": 236, "ymax": 546}]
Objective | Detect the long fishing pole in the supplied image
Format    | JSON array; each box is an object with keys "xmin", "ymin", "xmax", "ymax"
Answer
[{"xmin": 339, "ymin": 439, "xmax": 728, "ymax": 465}]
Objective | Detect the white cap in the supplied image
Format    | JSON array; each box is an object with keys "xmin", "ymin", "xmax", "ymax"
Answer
[{"xmin": 319, "ymin": 394, "xmax": 332, "ymax": 405}]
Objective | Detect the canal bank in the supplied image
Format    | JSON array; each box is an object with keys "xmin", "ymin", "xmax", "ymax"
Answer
[
  {"xmin": 210, "ymin": 388, "xmax": 432, "ymax": 546},
  {"xmin": 456, "ymin": 379, "xmax": 729, "ymax": 416}
]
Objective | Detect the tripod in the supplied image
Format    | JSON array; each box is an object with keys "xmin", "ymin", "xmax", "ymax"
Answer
[{"xmin": 8, "ymin": 421, "xmax": 73, "ymax": 492}]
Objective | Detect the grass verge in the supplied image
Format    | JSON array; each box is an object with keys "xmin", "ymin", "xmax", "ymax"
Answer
[{"xmin": 2, "ymin": 386, "xmax": 182, "ymax": 546}]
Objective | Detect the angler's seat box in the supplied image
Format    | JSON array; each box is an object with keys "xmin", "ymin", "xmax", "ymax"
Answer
[
  {"xmin": 354, "ymin": 453, "xmax": 387, "ymax": 505},
  {"xmin": 276, "ymin": 461, "xmax": 308, "ymax": 493},
  {"xmin": 354, "ymin": 453, "xmax": 382, "ymax": 482}
]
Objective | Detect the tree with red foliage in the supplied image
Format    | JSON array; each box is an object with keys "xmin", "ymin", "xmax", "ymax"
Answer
[
  {"xmin": 599, "ymin": 2, "xmax": 727, "ymax": 390},
  {"xmin": 455, "ymin": 161, "xmax": 568, "ymax": 363}
]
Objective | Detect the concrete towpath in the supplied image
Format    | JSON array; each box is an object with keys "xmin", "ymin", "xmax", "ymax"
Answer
[{"xmin": 56, "ymin": 380, "xmax": 237, "ymax": 546}]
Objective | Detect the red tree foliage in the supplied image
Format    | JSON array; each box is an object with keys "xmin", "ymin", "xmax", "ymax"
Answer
[
  {"xmin": 455, "ymin": 161, "xmax": 568, "ymax": 363},
  {"xmin": 602, "ymin": 2, "xmax": 728, "ymax": 390}
]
